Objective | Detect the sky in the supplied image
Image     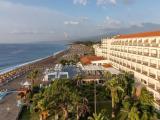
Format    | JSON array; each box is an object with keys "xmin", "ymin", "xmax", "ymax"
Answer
[{"xmin": 0, "ymin": 0, "xmax": 160, "ymax": 43}]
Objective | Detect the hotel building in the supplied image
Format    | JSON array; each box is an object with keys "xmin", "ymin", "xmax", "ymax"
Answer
[{"xmin": 94, "ymin": 31, "xmax": 160, "ymax": 109}]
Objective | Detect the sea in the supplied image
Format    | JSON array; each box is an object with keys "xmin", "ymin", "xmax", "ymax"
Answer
[{"xmin": 0, "ymin": 43, "xmax": 66, "ymax": 74}]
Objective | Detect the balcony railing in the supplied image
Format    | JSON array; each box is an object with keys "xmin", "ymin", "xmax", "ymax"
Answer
[
  {"xmin": 138, "ymin": 43, "xmax": 143, "ymax": 46},
  {"xmin": 151, "ymin": 43, "xmax": 159, "ymax": 47},
  {"xmin": 148, "ymin": 83, "xmax": 155, "ymax": 90},
  {"xmin": 144, "ymin": 52, "xmax": 149, "ymax": 56},
  {"xmin": 131, "ymin": 66, "xmax": 135, "ymax": 70},
  {"xmin": 132, "ymin": 59, "xmax": 136, "ymax": 62},
  {"xmin": 143, "ymin": 62, "xmax": 148, "ymax": 66},
  {"xmin": 149, "ymin": 73, "xmax": 156, "ymax": 79},
  {"xmin": 150, "ymin": 63, "xmax": 157, "ymax": 68},
  {"xmin": 127, "ymin": 65, "xmax": 130, "ymax": 68},
  {"xmin": 137, "ymin": 60, "xmax": 141, "ymax": 64},
  {"xmin": 151, "ymin": 54, "xmax": 157, "ymax": 57},
  {"xmin": 127, "ymin": 58, "xmax": 131, "ymax": 61},
  {"xmin": 136, "ymin": 68, "xmax": 141, "ymax": 72},
  {"xmin": 142, "ymin": 71, "xmax": 148, "ymax": 75},
  {"xmin": 132, "ymin": 51, "xmax": 137, "ymax": 54},
  {"xmin": 128, "ymin": 50, "xmax": 132, "ymax": 53},
  {"xmin": 138, "ymin": 52, "xmax": 142, "ymax": 55},
  {"xmin": 144, "ymin": 43, "xmax": 150, "ymax": 47}
]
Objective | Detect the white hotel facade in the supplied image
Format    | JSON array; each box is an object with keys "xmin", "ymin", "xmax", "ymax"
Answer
[{"xmin": 93, "ymin": 31, "xmax": 160, "ymax": 109}]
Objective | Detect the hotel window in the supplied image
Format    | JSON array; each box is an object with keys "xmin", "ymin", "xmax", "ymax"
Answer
[
  {"xmin": 150, "ymin": 59, "xmax": 157, "ymax": 68},
  {"xmin": 149, "ymin": 69, "xmax": 156, "ymax": 79},
  {"xmin": 142, "ymin": 67, "xmax": 148, "ymax": 75},
  {"xmin": 143, "ymin": 48, "xmax": 149, "ymax": 56},
  {"xmin": 143, "ymin": 58, "xmax": 149, "ymax": 66},
  {"xmin": 151, "ymin": 49, "xmax": 157, "ymax": 57},
  {"xmin": 138, "ymin": 48, "xmax": 142, "ymax": 55}
]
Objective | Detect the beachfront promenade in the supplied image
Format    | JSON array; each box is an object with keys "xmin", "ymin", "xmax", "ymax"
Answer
[{"xmin": 0, "ymin": 75, "xmax": 23, "ymax": 120}]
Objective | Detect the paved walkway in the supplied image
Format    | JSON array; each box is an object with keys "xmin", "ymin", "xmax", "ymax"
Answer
[
  {"xmin": 0, "ymin": 76, "xmax": 23, "ymax": 120},
  {"xmin": 0, "ymin": 93, "xmax": 20, "ymax": 120}
]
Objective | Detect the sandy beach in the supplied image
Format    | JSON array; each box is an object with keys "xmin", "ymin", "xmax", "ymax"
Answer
[{"xmin": 0, "ymin": 49, "xmax": 68, "ymax": 120}]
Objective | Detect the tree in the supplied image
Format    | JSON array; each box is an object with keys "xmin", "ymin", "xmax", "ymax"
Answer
[
  {"xmin": 75, "ymin": 74, "xmax": 83, "ymax": 86},
  {"xmin": 32, "ymin": 79, "xmax": 88, "ymax": 120},
  {"xmin": 27, "ymin": 69, "xmax": 39, "ymax": 85},
  {"xmin": 128, "ymin": 105, "xmax": 140, "ymax": 120},
  {"xmin": 88, "ymin": 113, "xmax": 106, "ymax": 120},
  {"xmin": 104, "ymin": 71, "xmax": 112, "ymax": 80},
  {"xmin": 117, "ymin": 98, "xmax": 132, "ymax": 120},
  {"xmin": 139, "ymin": 87, "xmax": 154, "ymax": 106},
  {"xmin": 105, "ymin": 78, "xmax": 124, "ymax": 118}
]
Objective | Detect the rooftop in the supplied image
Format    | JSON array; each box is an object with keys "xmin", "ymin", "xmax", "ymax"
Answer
[
  {"xmin": 80, "ymin": 55, "xmax": 104, "ymax": 65},
  {"xmin": 116, "ymin": 31, "xmax": 160, "ymax": 39}
]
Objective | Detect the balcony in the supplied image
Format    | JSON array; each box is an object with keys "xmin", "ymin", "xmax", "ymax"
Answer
[
  {"xmin": 144, "ymin": 43, "xmax": 150, "ymax": 47},
  {"xmin": 127, "ymin": 58, "xmax": 131, "ymax": 61},
  {"xmin": 151, "ymin": 53, "xmax": 157, "ymax": 57},
  {"xmin": 128, "ymin": 50, "xmax": 132, "ymax": 53},
  {"xmin": 149, "ymin": 73, "xmax": 156, "ymax": 79},
  {"xmin": 133, "ymin": 43, "xmax": 137, "ymax": 46},
  {"xmin": 148, "ymin": 83, "xmax": 155, "ymax": 90},
  {"xmin": 136, "ymin": 68, "xmax": 141, "ymax": 72},
  {"xmin": 132, "ymin": 51, "xmax": 137, "ymax": 54},
  {"xmin": 138, "ymin": 52, "xmax": 142, "ymax": 55},
  {"xmin": 132, "ymin": 59, "xmax": 136, "ymax": 62},
  {"xmin": 131, "ymin": 66, "xmax": 135, "ymax": 70},
  {"xmin": 127, "ymin": 65, "xmax": 130, "ymax": 68},
  {"xmin": 142, "ymin": 70, "xmax": 148, "ymax": 75},
  {"xmin": 143, "ymin": 62, "xmax": 148, "ymax": 66},
  {"xmin": 151, "ymin": 43, "xmax": 159, "ymax": 47},
  {"xmin": 138, "ymin": 43, "xmax": 143, "ymax": 46},
  {"xmin": 123, "ymin": 63, "xmax": 127, "ymax": 67},
  {"xmin": 144, "ymin": 52, "xmax": 149, "ymax": 56},
  {"xmin": 137, "ymin": 60, "xmax": 141, "ymax": 64},
  {"xmin": 150, "ymin": 63, "xmax": 157, "ymax": 68}
]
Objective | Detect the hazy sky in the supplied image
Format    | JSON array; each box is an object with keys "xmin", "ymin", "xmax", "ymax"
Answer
[{"xmin": 0, "ymin": 0, "xmax": 160, "ymax": 43}]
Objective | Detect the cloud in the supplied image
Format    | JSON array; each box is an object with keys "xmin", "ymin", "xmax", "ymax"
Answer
[
  {"xmin": 97, "ymin": 0, "xmax": 117, "ymax": 5},
  {"xmin": 98, "ymin": 16, "xmax": 122, "ymax": 29},
  {"xmin": 73, "ymin": 0, "xmax": 88, "ymax": 6},
  {"xmin": 64, "ymin": 21, "xmax": 79, "ymax": 25},
  {"xmin": 0, "ymin": 1, "xmax": 97, "ymax": 43}
]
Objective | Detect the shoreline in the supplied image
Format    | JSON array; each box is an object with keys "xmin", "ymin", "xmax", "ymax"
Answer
[
  {"xmin": 0, "ymin": 49, "xmax": 66, "ymax": 75},
  {"xmin": 0, "ymin": 48, "xmax": 69, "ymax": 86}
]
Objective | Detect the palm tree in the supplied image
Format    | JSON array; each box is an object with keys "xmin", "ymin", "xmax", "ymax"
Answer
[
  {"xmin": 27, "ymin": 69, "xmax": 39, "ymax": 85},
  {"xmin": 103, "ymin": 71, "xmax": 112, "ymax": 80},
  {"xmin": 42, "ymin": 79, "xmax": 81, "ymax": 120},
  {"xmin": 75, "ymin": 74, "xmax": 83, "ymax": 86},
  {"xmin": 139, "ymin": 87, "xmax": 154, "ymax": 106},
  {"xmin": 128, "ymin": 105, "xmax": 140, "ymax": 120},
  {"xmin": 105, "ymin": 78, "xmax": 124, "ymax": 118},
  {"xmin": 76, "ymin": 100, "xmax": 89, "ymax": 120},
  {"xmin": 117, "ymin": 99, "xmax": 131, "ymax": 120},
  {"xmin": 37, "ymin": 99, "xmax": 49, "ymax": 120},
  {"xmin": 88, "ymin": 113, "xmax": 106, "ymax": 120}
]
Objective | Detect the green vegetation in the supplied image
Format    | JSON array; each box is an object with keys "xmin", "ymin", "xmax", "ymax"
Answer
[
  {"xmin": 60, "ymin": 59, "xmax": 76, "ymax": 66},
  {"xmin": 19, "ymin": 71, "xmax": 160, "ymax": 120},
  {"xmin": 72, "ymin": 41, "xmax": 100, "ymax": 47},
  {"xmin": 27, "ymin": 69, "xmax": 40, "ymax": 85}
]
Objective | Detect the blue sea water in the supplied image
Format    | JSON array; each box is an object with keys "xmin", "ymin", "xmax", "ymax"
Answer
[{"xmin": 0, "ymin": 44, "xmax": 66, "ymax": 71}]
